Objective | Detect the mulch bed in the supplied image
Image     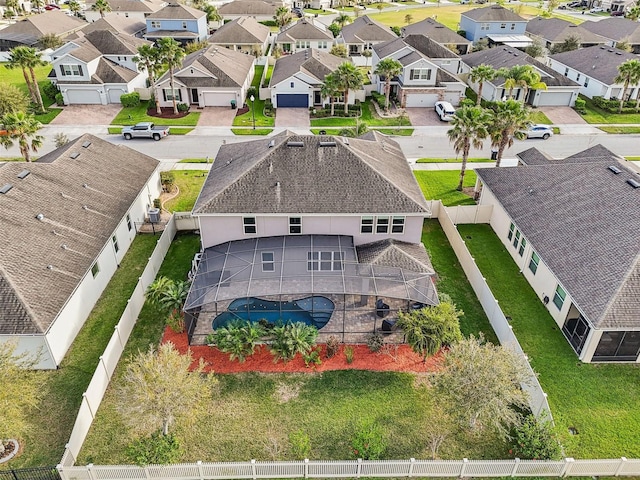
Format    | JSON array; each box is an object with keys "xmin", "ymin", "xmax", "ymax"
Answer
[
  {"xmin": 236, "ymin": 105, "xmax": 249, "ymax": 116},
  {"xmin": 161, "ymin": 326, "xmax": 443, "ymax": 374},
  {"xmin": 146, "ymin": 107, "xmax": 190, "ymax": 119}
]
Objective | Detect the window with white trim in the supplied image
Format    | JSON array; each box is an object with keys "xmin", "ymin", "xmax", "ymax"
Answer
[
  {"xmin": 500, "ymin": 23, "xmax": 506, "ymax": 29},
  {"xmin": 307, "ymin": 251, "xmax": 344, "ymax": 271},
  {"xmin": 376, "ymin": 216, "xmax": 390, "ymax": 234},
  {"xmin": 243, "ymin": 217, "xmax": 256, "ymax": 234},
  {"xmin": 182, "ymin": 21, "xmax": 187, "ymax": 29},
  {"xmin": 518, "ymin": 237, "xmax": 526, "ymax": 257},
  {"xmin": 261, "ymin": 252, "xmax": 274, "ymax": 271},
  {"xmin": 151, "ymin": 20, "xmax": 161, "ymax": 28},
  {"xmin": 361, "ymin": 216, "xmax": 374, "ymax": 234},
  {"xmin": 289, "ymin": 217, "xmax": 302, "ymax": 234},
  {"xmin": 480, "ymin": 23, "xmax": 490, "ymax": 30},
  {"xmin": 409, "ymin": 68, "xmax": 431, "ymax": 80},
  {"xmin": 163, "ymin": 89, "xmax": 182, "ymax": 101},
  {"xmin": 296, "ymin": 40, "xmax": 310, "ymax": 49},
  {"xmin": 318, "ymin": 41, "xmax": 328, "ymax": 49},
  {"xmin": 584, "ymin": 77, "xmax": 589, "ymax": 87},
  {"xmin": 553, "ymin": 284, "xmax": 566, "ymax": 310},
  {"xmin": 112, "ymin": 235, "xmax": 120, "ymax": 253},
  {"xmin": 510, "ymin": 23, "xmax": 516, "ymax": 30},
  {"xmin": 528, "ymin": 251, "xmax": 539, "ymax": 274},
  {"xmin": 391, "ymin": 216, "xmax": 405, "ymax": 234},
  {"xmin": 507, "ymin": 222, "xmax": 515, "ymax": 241},
  {"xmin": 513, "ymin": 230, "xmax": 521, "ymax": 248},
  {"xmin": 61, "ymin": 64, "xmax": 83, "ymax": 76},
  {"xmin": 126, "ymin": 213, "xmax": 132, "ymax": 231},
  {"xmin": 91, "ymin": 262, "xmax": 100, "ymax": 278}
]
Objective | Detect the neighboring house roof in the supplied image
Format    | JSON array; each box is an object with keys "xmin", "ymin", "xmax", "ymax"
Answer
[
  {"xmin": 78, "ymin": 14, "xmax": 146, "ymax": 37},
  {"xmin": 515, "ymin": 144, "xmax": 622, "ymax": 166},
  {"xmin": 579, "ymin": 17, "xmax": 640, "ymax": 43},
  {"xmin": 356, "ymin": 239, "xmax": 435, "ymax": 274},
  {"xmin": 218, "ymin": 0, "xmax": 278, "ymax": 16},
  {"xmin": 87, "ymin": 0, "xmax": 166, "ymax": 13},
  {"xmin": 461, "ymin": 46, "xmax": 579, "ymax": 87},
  {"xmin": 0, "ymin": 134, "xmax": 158, "ymax": 335},
  {"xmin": 209, "ymin": 16, "xmax": 270, "ymax": 45},
  {"xmin": 461, "ymin": 5, "xmax": 526, "ymax": 22},
  {"xmin": 525, "ymin": 17, "xmax": 607, "ymax": 45},
  {"xmin": 550, "ymin": 45, "xmax": 639, "ymax": 85},
  {"xmin": 146, "ymin": 2, "xmax": 205, "ymax": 19},
  {"xmin": 157, "ymin": 44, "xmax": 254, "ymax": 88},
  {"xmin": 476, "ymin": 145, "xmax": 640, "ymax": 329},
  {"xmin": 340, "ymin": 15, "xmax": 397, "ymax": 44},
  {"xmin": 270, "ymin": 48, "xmax": 345, "ymax": 86},
  {"xmin": 193, "ymin": 131, "xmax": 430, "ymax": 215},
  {"xmin": 402, "ymin": 18, "xmax": 471, "ymax": 46},
  {"xmin": 0, "ymin": 11, "xmax": 86, "ymax": 46},
  {"xmin": 403, "ymin": 34, "xmax": 459, "ymax": 59},
  {"xmin": 276, "ymin": 18, "xmax": 333, "ymax": 43}
]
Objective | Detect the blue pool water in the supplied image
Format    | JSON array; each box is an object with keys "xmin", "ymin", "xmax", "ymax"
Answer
[{"xmin": 212, "ymin": 296, "xmax": 334, "ymax": 330}]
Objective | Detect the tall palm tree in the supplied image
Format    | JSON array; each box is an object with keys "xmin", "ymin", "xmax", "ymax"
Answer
[
  {"xmin": 6, "ymin": 47, "xmax": 46, "ymax": 113},
  {"xmin": 469, "ymin": 64, "xmax": 496, "ymax": 105},
  {"xmin": 0, "ymin": 112, "xmax": 44, "ymax": 163},
  {"xmin": 447, "ymin": 106, "xmax": 490, "ymax": 191},
  {"xmin": 374, "ymin": 57, "xmax": 402, "ymax": 112},
  {"xmin": 91, "ymin": 0, "xmax": 111, "ymax": 18},
  {"xmin": 333, "ymin": 62, "xmax": 364, "ymax": 114},
  {"xmin": 133, "ymin": 44, "xmax": 163, "ymax": 114},
  {"xmin": 321, "ymin": 72, "xmax": 340, "ymax": 116},
  {"xmin": 274, "ymin": 6, "xmax": 293, "ymax": 31},
  {"xmin": 626, "ymin": 5, "xmax": 640, "ymax": 21},
  {"xmin": 202, "ymin": 4, "xmax": 222, "ymax": 26},
  {"xmin": 335, "ymin": 13, "xmax": 351, "ymax": 28},
  {"xmin": 488, "ymin": 100, "xmax": 530, "ymax": 167},
  {"xmin": 498, "ymin": 65, "xmax": 528, "ymax": 100},
  {"xmin": 157, "ymin": 38, "xmax": 185, "ymax": 115},
  {"xmin": 404, "ymin": 13, "xmax": 413, "ymax": 25},
  {"xmin": 68, "ymin": 0, "xmax": 82, "ymax": 15},
  {"xmin": 518, "ymin": 67, "xmax": 547, "ymax": 104},
  {"xmin": 614, "ymin": 58, "xmax": 640, "ymax": 113}
]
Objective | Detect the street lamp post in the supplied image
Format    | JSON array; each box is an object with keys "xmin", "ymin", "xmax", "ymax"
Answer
[{"xmin": 250, "ymin": 95, "xmax": 256, "ymax": 130}]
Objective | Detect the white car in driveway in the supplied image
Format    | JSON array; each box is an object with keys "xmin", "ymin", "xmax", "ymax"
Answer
[
  {"xmin": 434, "ymin": 101, "xmax": 456, "ymax": 122},
  {"xmin": 523, "ymin": 124, "xmax": 554, "ymax": 139},
  {"xmin": 589, "ymin": 6, "xmax": 605, "ymax": 12}
]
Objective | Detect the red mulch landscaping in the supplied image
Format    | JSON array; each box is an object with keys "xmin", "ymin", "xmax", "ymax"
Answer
[
  {"xmin": 146, "ymin": 107, "xmax": 190, "ymax": 119},
  {"xmin": 161, "ymin": 326, "xmax": 443, "ymax": 374}
]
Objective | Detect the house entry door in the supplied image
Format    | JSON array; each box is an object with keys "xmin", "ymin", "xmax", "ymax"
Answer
[{"xmin": 191, "ymin": 89, "xmax": 199, "ymax": 104}]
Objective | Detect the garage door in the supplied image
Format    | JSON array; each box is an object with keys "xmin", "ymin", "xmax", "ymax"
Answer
[
  {"xmin": 66, "ymin": 89, "xmax": 102, "ymax": 105},
  {"xmin": 202, "ymin": 91, "xmax": 237, "ymax": 107},
  {"xmin": 276, "ymin": 94, "xmax": 308, "ymax": 108},
  {"xmin": 534, "ymin": 91, "xmax": 573, "ymax": 107},
  {"xmin": 405, "ymin": 93, "xmax": 439, "ymax": 108},
  {"xmin": 443, "ymin": 91, "xmax": 462, "ymax": 106},
  {"xmin": 107, "ymin": 88, "xmax": 126, "ymax": 104}
]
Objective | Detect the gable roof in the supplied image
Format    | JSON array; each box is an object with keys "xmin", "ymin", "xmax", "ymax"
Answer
[
  {"xmin": 461, "ymin": 5, "xmax": 526, "ymax": 22},
  {"xmin": 550, "ymin": 45, "xmax": 640, "ymax": 85},
  {"xmin": 516, "ymin": 144, "xmax": 622, "ymax": 166},
  {"xmin": 525, "ymin": 17, "xmax": 607, "ymax": 45},
  {"xmin": 0, "ymin": 10, "xmax": 86, "ymax": 46},
  {"xmin": 0, "ymin": 135, "xmax": 158, "ymax": 335},
  {"xmin": 402, "ymin": 18, "xmax": 471, "ymax": 46},
  {"xmin": 87, "ymin": 0, "xmax": 166, "ymax": 13},
  {"xmin": 356, "ymin": 239, "xmax": 434, "ymax": 274},
  {"xmin": 209, "ymin": 16, "xmax": 270, "ymax": 44},
  {"xmin": 218, "ymin": 0, "xmax": 278, "ymax": 16},
  {"xmin": 276, "ymin": 18, "xmax": 333, "ymax": 43},
  {"xmin": 476, "ymin": 145, "xmax": 640, "ymax": 329},
  {"xmin": 270, "ymin": 48, "xmax": 346, "ymax": 86},
  {"xmin": 78, "ymin": 13, "xmax": 146, "ymax": 37},
  {"xmin": 403, "ymin": 34, "xmax": 459, "ymax": 59},
  {"xmin": 146, "ymin": 2, "xmax": 205, "ymax": 19},
  {"xmin": 193, "ymin": 132, "xmax": 430, "ymax": 215},
  {"xmin": 579, "ymin": 17, "xmax": 640, "ymax": 43},
  {"xmin": 461, "ymin": 46, "xmax": 580, "ymax": 87},
  {"xmin": 340, "ymin": 15, "xmax": 397, "ymax": 44}
]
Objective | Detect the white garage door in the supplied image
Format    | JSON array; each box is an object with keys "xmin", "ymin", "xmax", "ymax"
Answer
[
  {"xmin": 66, "ymin": 89, "xmax": 102, "ymax": 105},
  {"xmin": 534, "ymin": 91, "xmax": 573, "ymax": 107},
  {"xmin": 107, "ymin": 88, "xmax": 126, "ymax": 104},
  {"xmin": 405, "ymin": 93, "xmax": 439, "ymax": 108},
  {"xmin": 202, "ymin": 91, "xmax": 237, "ymax": 107},
  {"xmin": 443, "ymin": 91, "xmax": 463, "ymax": 106}
]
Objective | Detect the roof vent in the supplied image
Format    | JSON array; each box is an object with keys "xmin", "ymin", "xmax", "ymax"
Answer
[
  {"xmin": 17, "ymin": 169, "xmax": 30, "ymax": 179},
  {"xmin": 319, "ymin": 141, "xmax": 336, "ymax": 147},
  {"xmin": 83, "ymin": 183, "xmax": 88, "ymax": 188},
  {"xmin": 268, "ymin": 139, "xmax": 275, "ymax": 148},
  {"xmin": 627, "ymin": 178, "xmax": 640, "ymax": 189},
  {"xmin": 82, "ymin": 141, "xmax": 91, "ymax": 148},
  {"xmin": 36, "ymin": 213, "xmax": 44, "ymax": 221},
  {"xmin": 70, "ymin": 152, "xmax": 80, "ymax": 159},
  {"xmin": 608, "ymin": 165, "xmax": 622, "ymax": 174},
  {"xmin": 0, "ymin": 183, "xmax": 13, "ymax": 194},
  {"xmin": 61, "ymin": 244, "xmax": 68, "ymax": 250},
  {"xmin": 286, "ymin": 141, "xmax": 304, "ymax": 147},
  {"xmin": 47, "ymin": 265, "xmax": 54, "ymax": 270}
]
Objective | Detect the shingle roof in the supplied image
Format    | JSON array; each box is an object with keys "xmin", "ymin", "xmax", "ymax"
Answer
[
  {"xmin": 340, "ymin": 15, "xmax": 397, "ymax": 44},
  {"xmin": 93, "ymin": 57, "xmax": 139, "ymax": 83},
  {"xmin": 270, "ymin": 48, "xmax": 345, "ymax": 86},
  {"xmin": 276, "ymin": 18, "xmax": 333, "ymax": 43},
  {"xmin": 146, "ymin": 2, "xmax": 205, "ymax": 19},
  {"xmin": 461, "ymin": 5, "xmax": 526, "ymax": 22},
  {"xmin": 525, "ymin": 17, "xmax": 607, "ymax": 45},
  {"xmin": 403, "ymin": 34, "xmax": 459, "ymax": 59},
  {"xmin": 80, "ymin": 29, "xmax": 149, "ymax": 55},
  {"xmin": 0, "ymin": 10, "xmax": 86, "ymax": 45},
  {"xmin": 462, "ymin": 46, "xmax": 580, "ymax": 87},
  {"xmin": 0, "ymin": 134, "xmax": 158, "ymax": 335},
  {"xmin": 209, "ymin": 16, "xmax": 270, "ymax": 44},
  {"xmin": 356, "ymin": 239, "xmax": 434, "ymax": 274},
  {"xmin": 579, "ymin": 17, "xmax": 640, "ymax": 43},
  {"xmin": 550, "ymin": 45, "xmax": 640, "ymax": 85},
  {"xmin": 402, "ymin": 18, "xmax": 471, "ymax": 46},
  {"xmin": 87, "ymin": 0, "xmax": 165, "ymax": 13},
  {"xmin": 218, "ymin": 0, "xmax": 277, "ymax": 15},
  {"xmin": 193, "ymin": 132, "xmax": 430, "ymax": 215},
  {"xmin": 476, "ymin": 145, "xmax": 640, "ymax": 329},
  {"xmin": 78, "ymin": 14, "xmax": 146, "ymax": 37},
  {"xmin": 516, "ymin": 144, "xmax": 623, "ymax": 166}
]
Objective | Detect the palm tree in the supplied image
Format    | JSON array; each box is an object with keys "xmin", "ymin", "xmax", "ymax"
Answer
[
  {"xmin": 274, "ymin": 6, "xmax": 293, "ymax": 31},
  {"xmin": 333, "ymin": 62, "xmax": 364, "ymax": 114},
  {"xmin": 615, "ymin": 59, "xmax": 640, "ymax": 113},
  {"xmin": 335, "ymin": 13, "xmax": 351, "ymax": 28},
  {"xmin": 626, "ymin": 5, "xmax": 640, "ymax": 20},
  {"xmin": 404, "ymin": 13, "xmax": 413, "ymax": 25},
  {"xmin": 469, "ymin": 64, "xmax": 496, "ymax": 105},
  {"xmin": 68, "ymin": 0, "xmax": 82, "ymax": 15},
  {"xmin": 157, "ymin": 38, "xmax": 185, "ymax": 115},
  {"xmin": 321, "ymin": 72, "xmax": 340, "ymax": 116},
  {"xmin": 202, "ymin": 4, "xmax": 222, "ymax": 26},
  {"xmin": 498, "ymin": 65, "xmax": 528, "ymax": 100},
  {"xmin": 6, "ymin": 46, "xmax": 46, "ymax": 113},
  {"xmin": 374, "ymin": 57, "xmax": 402, "ymax": 112},
  {"xmin": 518, "ymin": 67, "xmax": 547, "ymax": 104},
  {"xmin": 91, "ymin": 0, "xmax": 111, "ymax": 18},
  {"xmin": 0, "ymin": 112, "xmax": 44, "ymax": 163},
  {"xmin": 447, "ymin": 105, "xmax": 490, "ymax": 191},
  {"xmin": 133, "ymin": 44, "xmax": 163, "ymax": 114},
  {"xmin": 362, "ymin": 49, "xmax": 372, "ymax": 70},
  {"xmin": 488, "ymin": 100, "xmax": 530, "ymax": 167}
]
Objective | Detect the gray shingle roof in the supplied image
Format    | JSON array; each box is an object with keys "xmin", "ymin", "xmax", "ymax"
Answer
[
  {"xmin": 404, "ymin": 34, "xmax": 459, "ymax": 59},
  {"xmin": 218, "ymin": 0, "xmax": 277, "ymax": 15},
  {"xmin": 579, "ymin": 17, "xmax": 640, "ymax": 43},
  {"xmin": 340, "ymin": 15, "xmax": 397, "ymax": 44},
  {"xmin": 402, "ymin": 18, "xmax": 471, "ymax": 47},
  {"xmin": 550, "ymin": 45, "xmax": 640, "ymax": 86},
  {"xmin": 93, "ymin": 57, "xmax": 139, "ymax": 83},
  {"xmin": 476, "ymin": 146, "xmax": 640, "ymax": 329},
  {"xmin": 525, "ymin": 17, "xmax": 607, "ymax": 45},
  {"xmin": 356, "ymin": 239, "xmax": 434, "ymax": 274},
  {"xmin": 270, "ymin": 48, "xmax": 346, "ymax": 86},
  {"xmin": 193, "ymin": 132, "xmax": 430, "ymax": 215},
  {"xmin": 78, "ymin": 14, "xmax": 146, "ymax": 37},
  {"xmin": 146, "ymin": 2, "xmax": 205, "ymax": 19},
  {"xmin": 461, "ymin": 5, "xmax": 526, "ymax": 22},
  {"xmin": 209, "ymin": 16, "xmax": 270, "ymax": 45},
  {"xmin": 87, "ymin": 0, "xmax": 165, "ymax": 13},
  {"xmin": 516, "ymin": 145, "xmax": 624, "ymax": 166},
  {"xmin": 0, "ymin": 10, "xmax": 86, "ymax": 45},
  {"xmin": 276, "ymin": 18, "xmax": 333, "ymax": 43},
  {"xmin": 0, "ymin": 134, "xmax": 158, "ymax": 335}
]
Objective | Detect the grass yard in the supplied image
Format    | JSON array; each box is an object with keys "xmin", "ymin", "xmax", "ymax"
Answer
[
  {"xmin": 375, "ymin": 128, "xmax": 414, "ymax": 135},
  {"xmin": 233, "ymin": 67, "xmax": 275, "ymax": 129},
  {"xmin": 414, "ymin": 170, "xmax": 477, "ymax": 206},
  {"xmin": 599, "ymin": 126, "xmax": 640, "ymax": 134},
  {"xmin": 311, "ymin": 101, "xmax": 412, "ymax": 128},
  {"xmin": 578, "ymin": 96, "xmax": 640, "ymax": 124},
  {"xmin": 625, "ymin": 156, "xmax": 640, "ymax": 161},
  {"xmin": 263, "ymin": 65, "xmax": 274, "ymax": 88},
  {"xmin": 458, "ymin": 224, "xmax": 640, "ymax": 458},
  {"xmin": 416, "ymin": 157, "xmax": 491, "ymax": 163},
  {"xmin": 3, "ymin": 62, "xmax": 63, "ymax": 124},
  {"xmin": 164, "ymin": 170, "xmax": 208, "ymax": 212},
  {"xmin": 529, "ymin": 110, "xmax": 553, "ymax": 124},
  {"xmin": 111, "ymin": 101, "xmax": 201, "ymax": 126},
  {"xmin": 179, "ymin": 158, "xmax": 210, "ymax": 163},
  {"xmin": 231, "ymin": 128, "xmax": 274, "ymax": 135},
  {"xmin": 304, "ymin": 7, "xmax": 333, "ymax": 14}
]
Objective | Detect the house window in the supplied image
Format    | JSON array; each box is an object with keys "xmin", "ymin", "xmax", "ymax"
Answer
[
  {"xmin": 182, "ymin": 21, "xmax": 187, "ymax": 29},
  {"xmin": 584, "ymin": 77, "xmax": 589, "ymax": 87},
  {"xmin": 112, "ymin": 235, "xmax": 119, "ymax": 253},
  {"xmin": 290, "ymin": 82, "xmax": 295, "ymax": 88},
  {"xmin": 361, "ymin": 216, "xmax": 374, "ymax": 234},
  {"xmin": 500, "ymin": 23, "xmax": 506, "ymax": 29},
  {"xmin": 125, "ymin": 12, "xmax": 128, "ymax": 17},
  {"xmin": 60, "ymin": 64, "xmax": 83, "ymax": 76},
  {"xmin": 518, "ymin": 237, "xmax": 526, "ymax": 257},
  {"xmin": 507, "ymin": 222, "xmax": 515, "ymax": 241},
  {"xmin": 552, "ymin": 284, "xmax": 566, "ymax": 310},
  {"xmin": 391, "ymin": 216, "xmax": 405, "ymax": 234},
  {"xmin": 576, "ymin": 73, "xmax": 581, "ymax": 82},
  {"xmin": 261, "ymin": 251, "xmax": 275, "ymax": 272},
  {"xmin": 564, "ymin": 67, "xmax": 569, "ymax": 77},
  {"xmin": 318, "ymin": 41, "xmax": 327, "ymax": 49},
  {"xmin": 307, "ymin": 251, "xmax": 343, "ymax": 271},
  {"xmin": 441, "ymin": 60, "xmax": 451, "ymax": 65},
  {"xmin": 151, "ymin": 20, "xmax": 161, "ymax": 28},
  {"xmin": 296, "ymin": 40, "xmax": 310, "ymax": 49},
  {"xmin": 409, "ymin": 69, "xmax": 431, "ymax": 80},
  {"xmin": 243, "ymin": 217, "xmax": 256, "ymax": 234},
  {"xmin": 91, "ymin": 262, "xmax": 100, "ymax": 278},
  {"xmin": 126, "ymin": 213, "xmax": 132, "ymax": 231},
  {"xmin": 163, "ymin": 89, "xmax": 182, "ymax": 101},
  {"xmin": 376, "ymin": 216, "xmax": 389, "ymax": 234},
  {"xmin": 480, "ymin": 23, "xmax": 490, "ymax": 30},
  {"xmin": 510, "ymin": 23, "xmax": 515, "ymax": 30},
  {"xmin": 562, "ymin": 316, "xmax": 590, "ymax": 355},
  {"xmin": 289, "ymin": 217, "xmax": 302, "ymax": 234},
  {"xmin": 513, "ymin": 229, "xmax": 521, "ymax": 248},
  {"xmin": 528, "ymin": 251, "xmax": 539, "ymax": 274}
]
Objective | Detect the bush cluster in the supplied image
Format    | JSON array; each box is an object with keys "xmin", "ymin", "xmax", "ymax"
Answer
[
  {"xmin": 55, "ymin": 92, "xmax": 65, "ymax": 106},
  {"xmin": 177, "ymin": 103, "xmax": 189, "ymax": 112},
  {"xmin": 43, "ymin": 82, "xmax": 60, "ymax": 100},
  {"xmin": 120, "ymin": 92, "xmax": 140, "ymax": 108},
  {"xmin": 591, "ymin": 96, "xmax": 638, "ymax": 113},
  {"xmin": 371, "ymin": 91, "xmax": 387, "ymax": 109}
]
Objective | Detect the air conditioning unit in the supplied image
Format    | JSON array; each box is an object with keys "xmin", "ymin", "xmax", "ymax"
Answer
[{"xmin": 148, "ymin": 207, "xmax": 160, "ymax": 223}]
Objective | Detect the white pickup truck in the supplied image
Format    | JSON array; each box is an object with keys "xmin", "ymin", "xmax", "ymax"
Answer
[{"xmin": 122, "ymin": 122, "xmax": 170, "ymax": 141}]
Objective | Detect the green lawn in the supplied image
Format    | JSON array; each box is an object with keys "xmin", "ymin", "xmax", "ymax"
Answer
[
  {"xmin": 233, "ymin": 67, "xmax": 275, "ymax": 128},
  {"xmin": 263, "ymin": 65, "xmax": 274, "ymax": 87},
  {"xmin": 458, "ymin": 224, "xmax": 640, "ymax": 458},
  {"xmin": 3, "ymin": 62, "xmax": 63, "ymax": 124},
  {"xmin": 251, "ymin": 65, "xmax": 265, "ymax": 88},
  {"xmin": 414, "ymin": 170, "xmax": 477, "ymax": 206},
  {"xmin": 164, "ymin": 170, "xmax": 208, "ymax": 212},
  {"xmin": 231, "ymin": 128, "xmax": 274, "ymax": 135},
  {"xmin": 416, "ymin": 157, "xmax": 491, "ymax": 163},
  {"xmin": 374, "ymin": 128, "xmax": 414, "ymax": 135},
  {"xmin": 578, "ymin": 95, "xmax": 640, "ymax": 124},
  {"xmin": 529, "ymin": 111, "xmax": 553, "ymax": 125},
  {"xmin": 178, "ymin": 158, "xmax": 210, "ymax": 163},
  {"xmin": 625, "ymin": 156, "xmax": 640, "ymax": 161},
  {"xmin": 311, "ymin": 101, "xmax": 412, "ymax": 128},
  {"xmin": 111, "ymin": 101, "xmax": 201, "ymax": 126},
  {"xmin": 599, "ymin": 126, "xmax": 640, "ymax": 134},
  {"xmin": 304, "ymin": 7, "xmax": 333, "ymax": 14}
]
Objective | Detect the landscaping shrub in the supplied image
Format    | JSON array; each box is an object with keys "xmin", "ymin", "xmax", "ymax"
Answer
[
  {"xmin": 43, "ymin": 82, "xmax": 60, "ymax": 100},
  {"xmin": 391, "ymin": 26, "xmax": 401, "ymax": 36},
  {"xmin": 460, "ymin": 98, "xmax": 475, "ymax": 108},
  {"xmin": 160, "ymin": 171, "xmax": 175, "ymax": 191},
  {"xmin": 344, "ymin": 345, "xmax": 355, "ymax": 364},
  {"xmin": 264, "ymin": 98, "xmax": 274, "ymax": 117},
  {"xmin": 591, "ymin": 96, "xmax": 636, "ymax": 113},
  {"xmin": 177, "ymin": 103, "xmax": 189, "ymax": 112},
  {"xmin": 127, "ymin": 431, "xmax": 183, "ymax": 466},
  {"xmin": 366, "ymin": 332, "xmax": 384, "ymax": 353},
  {"xmin": 371, "ymin": 91, "xmax": 386, "ymax": 109},
  {"xmin": 120, "ymin": 92, "xmax": 140, "ymax": 108},
  {"xmin": 511, "ymin": 414, "xmax": 562, "ymax": 460},
  {"xmin": 270, "ymin": 322, "xmax": 318, "ymax": 363},
  {"xmin": 55, "ymin": 92, "xmax": 65, "ymax": 106},
  {"xmin": 325, "ymin": 335, "xmax": 340, "ymax": 358},
  {"xmin": 574, "ymin": 97, "xmax": 586, "ymax": 114},
  {"xmin": 351, "ymin": 422, "xmax": 386, "ymax": 460},
  {"xmin": 303, "ymin": 347, "xmax": 322, "ymax": 368},
  {"xmin": 259, "ymin": 19, "xmax": 277, "ymax": 26},
  {"xmin": 208, "ymin": 320, "xmax": 265, "ymax": 363},
  {"xmin": 247, "ymin": 86, "xmax": 257, "ymax": 100},
  {"xmin": 153, "ymin": 198, "xmax": 162, "ymax": 209}
]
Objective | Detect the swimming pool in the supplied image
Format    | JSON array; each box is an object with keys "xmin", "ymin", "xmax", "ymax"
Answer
[{"xmin": 212, "ymin": 296, "xmax": 334, "ymax": 330}]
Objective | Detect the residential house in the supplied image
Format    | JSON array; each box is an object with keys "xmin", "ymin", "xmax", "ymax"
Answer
[
  {"xmin": 208, "ymin": 17, "xmax": 271, "ymax": 56},
  {"xmin": 0, "ymin": 0, "xmax": 31, "ymax": 17},
  {"xmin": 460, "ymin": 46, "xmax": 581, "ymax": 106},
  {"xmin": 275, "ymin": 18, "xmax": 334, "ymax": 55},
  {"xmin": 145, "ymin": 3, "xmax": 208, "ymax": 44},
  {"xmin": 579, "ymin": 18, "xmax": 640, "ymax": 54},
  {"xmin": 402, "ymin": 17, "xmax": 472, "ymax": 55},
  {"xmin": 269, "ymin": 48, "xmax": 353, "ymax": 108},
  {"xmin": 548, "ymin": 45, "xmax": 640, "ymax": 101},
  {"xmin": 154, "ymin": 44, "xmax": 254, "ymax": 107},
  {"xmin": 0, "ymin": 11, "xmax": 86, "ymax": 54},
  {"xmin": 84, "ymin": 0, "xmax": 166, "ymax": 23},
  {"xmin": 372, "ymin": 36, "xmax": 466, "ymax": 107},
  {"xmin": 338, "ymin": 16, "xmax": 397, "ymax": 58},
  {"xmin": 217, "ymin": 0, "xmax": 279, "ymax": 22},
  {"xmin": 525, "ymin": 17, "xmax": 607, "ymax": 51},
  {"xmin": 474, "ymin": 144, "xmax": 640, "ymax": 363},
  {"xmin": 459, "ymin": 5, "xmax": 528, "ymax": 44},
  {"xmin": 0, "ymin": 134, "xmax": 161, "ymax": 369},
  {"xmin": 184, "ymin": 131, "xmax": 438, "ymax": 345},
  {"xmin": 81, "ymin": 12, "xmax": 147, "ymax": 38},
  {"xmin": 50, "ymin": 29, "xmax": 150, "ymax": 104}
]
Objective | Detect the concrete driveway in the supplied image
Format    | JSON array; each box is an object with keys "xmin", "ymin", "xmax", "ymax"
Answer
[
  {"xmin": 405, "ymin": 107, "xmax": 444, "ymax": 126},
  {"xmin": 197, "ymin": 107, "xmax": 237, "ymax": 126},
  {"xmin": 275, "ymin": 108, "xmax": 310, "ymax": 128},
  {"xmin": 539, "ymin": 106, "xmax": 587, "ymax": 125},
  {"xmin": 51, "ymin": 104, "xmax": 121, "ymax": 125}
]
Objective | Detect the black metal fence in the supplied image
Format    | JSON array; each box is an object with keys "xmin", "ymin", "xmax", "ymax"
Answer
[{"xmin": 0, "ymin": 467, "xmax": 60, "ymax": 480}]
